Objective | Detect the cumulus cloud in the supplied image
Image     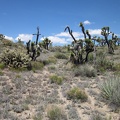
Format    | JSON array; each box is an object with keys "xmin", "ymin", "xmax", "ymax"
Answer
[
  {"xmin": 88, "ymin": 29, "xmax": 101, "ymax": 36},
  {"xmin": 47, "ymin": 36, "xmax": 68, "ymax": 45},
  {"xmin": 15, "ymin": 34, "xmax": 33, "ymax": 42},
  {"xmin": 55, "ymin": 32, "xmax": 70, "ymax": 37},
  {"xmin": 5, "ymin": 35, "xmax": 14, "ymax": 41},
  {"xmin": 55, "ymin": 32, "xmax": 81, "ymax": 38},
  {"xmin": 83, "ymin": 20, "xmax": 91, "ymax": 25}
]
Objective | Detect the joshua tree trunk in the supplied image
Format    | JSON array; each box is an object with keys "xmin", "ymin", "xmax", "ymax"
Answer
[
  {"xmin": 33, "ymin": 26, "xmax": 41, "ymax": 45},
  {"xmin": 64, "ymin": 26, "xmax": 77, "ymax": 43}
]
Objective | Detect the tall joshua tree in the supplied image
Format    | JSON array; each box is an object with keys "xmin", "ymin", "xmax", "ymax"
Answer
[
  {"xmin": 79, "ymin": 22, "xmax": 94, "ymax": 62},
  {"xmin": 101, "ymin": 27, "xmax": 114, "ymax": 53}
]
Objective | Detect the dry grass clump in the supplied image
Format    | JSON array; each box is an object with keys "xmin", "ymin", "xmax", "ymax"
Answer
[
  {"xmin": 74, "ymin": 64, "xmax": 97, "ymax": 77},
  {"xmin": 42, "ymin": 56, "xmax": 57, "ymax": 65},
  {"xmin": 31, "ymin": 61, "xmax": 44, "ymax": 71},
  {"xmin": 46, "ymin": 105, "xmax": 67, "ymax": 120},
  {"xmin": 54, "ymin": 52, "xmax": 68, "ymax": 59}
]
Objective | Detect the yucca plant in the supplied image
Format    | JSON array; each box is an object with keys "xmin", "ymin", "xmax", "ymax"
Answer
[{"xmin": 100, "ymin": 75, "xmax": 120, "ymax": 106}]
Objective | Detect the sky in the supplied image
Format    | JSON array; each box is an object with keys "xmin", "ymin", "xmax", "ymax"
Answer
[{"xmin": 0, "ymin": 0, "xmax": 120, "ymax": 46}]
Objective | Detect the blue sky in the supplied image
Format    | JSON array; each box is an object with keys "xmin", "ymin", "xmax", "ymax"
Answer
[{"xmin": 0, "ymin": 0, "xmax": 120, "ymax": 45}]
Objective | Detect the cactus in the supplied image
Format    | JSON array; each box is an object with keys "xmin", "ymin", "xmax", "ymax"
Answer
[{"xmin": 0, "ymin": 49, "xmax": 30, "ymax": 69}]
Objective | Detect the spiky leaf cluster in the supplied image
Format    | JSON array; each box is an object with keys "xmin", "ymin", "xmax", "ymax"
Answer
[{"xmin": 0, "ymin": 49, "xmax": 30, "ymax": 68}]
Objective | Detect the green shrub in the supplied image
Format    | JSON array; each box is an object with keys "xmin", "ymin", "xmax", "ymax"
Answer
[
  {"xmin": 54, "ymin": 52, "xmax": 68, "ymax": 59},
  {"xmin": 48, "ymin": 65, "xmax": 56, "ymax": 70},
  {"xmin": 67, "ymin": 87, "xmax": 88, "ymax": 102},
  {"xmin": 88, "ymin": 53, "xmax": 94, "ymax": 62},
  {"xmin": 31, "ymin": 61, "xmax": 44, "ymax": 71},
  {"xmin": 42, "ymin": 56, "xmax": 57, "ymax": 65},
  {"xmin": 96, "ymin": 53, "xmax": 114, "ymax": 72},
  {"xmin": 47, "ymin": 105, "xmax": 67, "ymax": 120},
  {"xmin": 50, "ymin": 75, "xmax": 63, "ymax": 85},
  {"xmin": 0, "ymin": 70, "xmax": 4, "ymax": 76},
  {"xmin": 74, "ymin": 64, "xmax": 97, "ymax": 77},
  {"xmin": 113, "ymin": 63, "xmax": 120, "ymax": 76},
  {"xmin": 100, "ymin": 75, "xmax": 120, "ymax": 106},
  {"xmin": 0, "ymin": 63, "xmax": 5, "ymax": 69}
]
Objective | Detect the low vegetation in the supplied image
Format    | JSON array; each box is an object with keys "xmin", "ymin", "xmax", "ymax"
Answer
[
  {"xmin": 67, "ymin": 87, "xmax": 88, "ymax": 102},
  {"xmin": 47, "ymin": 105, "xmax": 67, "ymax": 120},
  {"xmin": 50, "ymin": 74, "xmax": 63, "ymax": 85}
]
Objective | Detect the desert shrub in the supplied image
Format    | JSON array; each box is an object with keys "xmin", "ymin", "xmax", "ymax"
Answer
[
  {"xmin": 0, "ymin": 49, "xmax": 30, "ymax": 69},
  {"xmin": 90, "ymin": 111, "xmax": 106, "ymax": 120},
  {"xmin": 88, "ymin": 53, "xmax": 94, "ymax": 62},
  {"xmin": 96, "ymin": 52, "xmax": 114, "ymax": 72},
  {"xmin": 113, "ymin": 63, "xmax": 120, "ymax": 75},
  {"xmin": 67, "ymin": 87, "xmax": 88, "ymax": 102},
  {"xmin": 50, "ymin": 75, "xmax": 63, "ymax": 85},
  {"xmin": 0, "ymin": 70, "xmax": 4, "ymax": 76},
  {"xmin": 0, "ymin": 63, "xmax": 5, "ymax": 69},
  {"xmin": 48, "ymin": 65, "xmax": 56, "ymax": 70},
  {"xmin": 33, "ymin": 113, "xmax": 42, "ymax": 120},
  {"xmin": 50, "ymin": 46, "xmax": 64, "ymax": 52},
  {"xmin": 100, "ymin": 75, "xmax": 120, "ymax": 106},
  {"xmin": 47, "ymin": 105, "xmax": 67, "ymax": 120},
  {"xmin": 54, "ymin": 52, "xmax": 68, "ymax": 59},
  {"xmin": 31, "ymin": 61, "xmax": 44, "ymax": 71},
  {"xmin": 2, "ymin": 39, "xmax": 13, "ymax": 46},
  {"xmin": 74, "ymin": 64, "xmax": 97, "ymax": 77},
  {"xmin": 42, "ymin": 56, "xmax": 57, "ymax": 65}
]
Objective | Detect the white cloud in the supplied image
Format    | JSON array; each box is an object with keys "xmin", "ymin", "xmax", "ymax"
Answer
[
  {"xmin": 15, "ymin": 34, "xmax": 33, "ymax": 42},
  {"xmin": 5, "ymin": 35, "xmax": 14, "ymax": 41},
  {"xmin": 47, "ymin": 36, "xmax": 68, "ymax": 45},
  {"xmin": 88, "ymin": 29, "xmax": 101, "ymax": 36},
  {"xmin": 55, "ymin": 32, "xmax": 70, "ymax": 37},
  {"xmin": 55, "ymin": 32, "xmax": 82, "ymax": 38},
  {"xmin": 83, "ymin": 20, "xmax": 91, "ymax": 25}
]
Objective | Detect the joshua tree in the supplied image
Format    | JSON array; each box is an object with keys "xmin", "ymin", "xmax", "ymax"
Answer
[
  {"xmin": 26, "ymin": 40, "xmax": 41, "ymax": 61},
  {"xmin": 101, "ymin": 27, "xmax": 114, "ymax": 53},
  {"xmin": 79, "ymin": 22, "xmax": 86, "ymax": 39},
  {"xmin": 64, "ymin": 26, "xmax": 77, "ymax": 43},
  {"xmin": 0, "ymin": 34, "xmax": 5, "ymax": 40},
  {"xmin": 65, "ymin": 23, "xmax": 94, "ymax": 64},
  {"xmin": 86, "ymin": 30, "xmax": 91, "ymax": 39},
  {"xmin": 43, "ymin": 37, "xmax": 51, "ymax": 50},
  {"xmin": 33, "ymin": 26, "xmax": 41, "ymax": 45},
  {"xmin": 112, "ymin": 33, "xmax": 118, "ymax": 46},
  {"xmin": 26, "ymin": 40, "xmax": 31, "ymax": 54},
  {"xmin": 79, "ymin": 22, "xmax": 94, "ymax": 62}
]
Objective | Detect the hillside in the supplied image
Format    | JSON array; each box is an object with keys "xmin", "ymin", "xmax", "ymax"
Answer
[{"xmin": 0, "ymin": 40, "xmax": 120, "ymax": 120}]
